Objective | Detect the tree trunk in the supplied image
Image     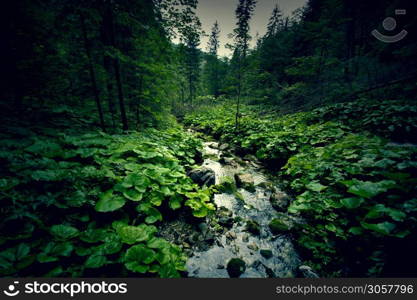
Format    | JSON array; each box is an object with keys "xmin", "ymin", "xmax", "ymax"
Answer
[
  {"xmin": 80, "ymin": 13, "xmax": 106, "ymax": 131},
  {"xmin": 106, "ymin": 2, "xmax": 128, "ymax": 131}
]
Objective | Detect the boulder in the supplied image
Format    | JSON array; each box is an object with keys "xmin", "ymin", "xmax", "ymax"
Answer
[
  {"xmin": 227, "ymin": 258, "xmax": 246, "ymax": 278},
  {"xmin": 299, "ymin": 265, "xmax": 319, "ymax": 278},
  {"xmin": 260, "ymin": 249, "xmax": 273, "ymax": 259},
  {"xmin": 217, "ymin": 207, "xmax": 234, "ymax": 228},
  {"xmin": 235, "ymin": 173, "xmax": 255, "ymax": 192},
  {"xmin": 269, "ymin": 218, "xmax": 291, "ymax": 235},
  {"xmin": 269, "ymin": 190, "xmax": 291, "ymax": 212},
  {"xmin": 247, "ymin": 243, "xmax": 258, "ymax": 251},
  {"xmin": 219, "ymin": 143, "xmax": 230, "ymax": 151},
  {"xmin": 188, "ymin": 167, "xmax": 215, "ymax": 187},
  {"xmin": 245, "ymin": 220, "xmax": 261, "ymax": 236}
]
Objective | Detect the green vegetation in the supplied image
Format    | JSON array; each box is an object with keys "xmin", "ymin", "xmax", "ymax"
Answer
[
  {"xmin": 2, "ymin": 0, "xmax": 417, "ymax": 279},
  {"xmin": 184, "ymin": 100, "xmax": 417, "ymax": 276},
  {"xmin": 0, "ymin": 121, "xmax": 215, "ymax": 277}
]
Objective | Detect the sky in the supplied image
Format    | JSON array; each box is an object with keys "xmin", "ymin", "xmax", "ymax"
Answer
[{"xmin": 196, "ymin": 0, "xmax": 308, "ymax": 57}]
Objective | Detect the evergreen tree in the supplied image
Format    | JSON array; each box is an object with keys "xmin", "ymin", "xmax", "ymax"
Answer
[
  {"xmin": 206, "ymin": 21, "xmax": 221, "ymax": 97},
  {"xmin": 230, "ymin": 0, "xmax": 257, "ymax": 130}
]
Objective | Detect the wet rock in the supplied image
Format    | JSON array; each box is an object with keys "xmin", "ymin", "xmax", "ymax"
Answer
[
  {"xmin": 188, "ymin": 167, "xmax": 215, "ymax": 187},
  {"xmin": 217, "ymin": 207, "xmax": 234, "ymax": 228},
  {"xmin": 219, "ymin": 143, "xmax": 230, "ymax": 151},
  {"xmin": 260, "ymin": 249, "xmax": 273, "ymax": 259},
  {"xmin": 247, "ymin": 243, "xmax": 259, "ymax": 251},
  {"xmin": 243, "ymin": 154, "xmax": 258, "ymax": 163},
  {"xmin": 198, "ymin": 223, "xmax": 208, "ymax": 234},
  {"xmin": 217, "ymin": 176, "xmax": 237, "ymax": 194},
  {"xmin": 226, "ymin": 231, "xmax": 237, "ymax": 240},
  {"xmin": 256, "ymin": 181, "xmax": 273, "ymax": 189},
  {"xmin": 235, "ymin": 173, "xmax": 255, "ymax": 192},
  {"xmin": 299, "ymin": 265, "xmax": 319, "ymax": 278},
  {"xmin": 219, "ymin": 156, "xmax": 235, "ymax": 165},
  {"xmin": 270, "ymin": 190, "xmax": 291, "ymax": 212},
  {"xmin": 204, "ymin": 232, "xmax": 215, "ymax": 244},
  {"xmin": 269, "ymin": 218, "xmax": 291, "ymax": 235},
  {"xmin": 217, "ymin": 264, "xmax": 225, "ymax": 269},
  {"xmin": 242, "ymin": 233, "xmax": 249, "ymax": 243},
  {"xmin": 227, "ymin": 258, "xmax": 246, "ymax": 278},
  {"xmin": 207, "ymin": 142, "xmax": 219, "ymax": 149},
  {"xmin": 245, "ymin": 220, "xmax": 261, "ymax": 236}
]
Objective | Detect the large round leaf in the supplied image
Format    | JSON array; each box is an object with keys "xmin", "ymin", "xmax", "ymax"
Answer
[
  {"xmin": 95, "ymin": 190, "xmax": 126, "ymax": 212},
  {"xmin": 124, "ymin": 244, "xmax": 156, "ymax": 273},
  {"xmin": 117, "ymin": 224, "xmax": 157, "ymax": 245},
  {"xmin": 50, "ymin": 225, "xmax": 79, "ymax": 240}
]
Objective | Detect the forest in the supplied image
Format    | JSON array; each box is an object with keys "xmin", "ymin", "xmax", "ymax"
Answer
[{"xmin": 1, "ymin": 0, "xmax": 416, "ymax": 278}]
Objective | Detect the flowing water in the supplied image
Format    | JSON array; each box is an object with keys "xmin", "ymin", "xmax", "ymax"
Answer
[{"xmin": 186, "ymin": 142, "xmax": 300, "ymax": 278}]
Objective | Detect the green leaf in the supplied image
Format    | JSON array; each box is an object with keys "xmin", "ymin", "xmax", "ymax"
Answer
[
  {"xmin": 145, "ymin": 208, "xmax": 163, "ymax": 224},
  {"xmin": 117, "ymin": 224, "xmax": 157, "ymax": 245},
  {"xmin": 79, "ymin": 229, "xmax": 107, "ymax": 243},
  {"xmin": 85, "ymin": 255, "xmax": 107, "ymax": 269},
  {"xmin": 95, "ymin": 190, "xmax": 126, "ymax": 212},
  {"xmin": 123, "ymin": 188, "xmax": 143, "ymax": 201},
  {"xmin": 97, "ymin": 235, "xmax": 123, "ymax": 255},
  {"xmin": 361, "ymin": 221, "xmax": 396, "ymax": 235},
  {"xmin": 147, "ymin": 237, "xmax": 170, "ymax": 250},
  {"xmin": 124, "ymin": 245, "xmax": 156, "ymax": 273},
  {"xmin": 306, "ymin": 181, "xmax": 327, "ymax": 192},
  {"xmin": 340, "ymin": 197, "xmax": 364, "ymax": 209},
  {"xmin": 122, "ymin": 174, "xmax": 150, "ymax": 192},
  {"xmin": 343, "ymin": 180, "xmax": 396, "ymax": 199},
  {"xmin": 169, "ymin": 195, "xmax": 182, "ymax": 210},
  {"xmin": 348, "ymin": 227, "xmax": 363, "ymax": 235},
  {"xmin": 50, "ymin": 225, "xmax": 79, "ymax": 240},
  {"xmin": 365, "ymin": 204, "xmax": 406, "ymax": 221}
]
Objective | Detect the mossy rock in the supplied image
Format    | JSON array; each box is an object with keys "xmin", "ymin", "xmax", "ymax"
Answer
[
  {"xmin": 268, "ymin": 218, "xmax": 291, "ymax": 235},
  {"xmin": 245, "ymin": 220, "xmax": 260, "ymax": 236},
  {"xmin": 260, "ymin": 249, "xmax": 273, "ymax": 259},
  {"xmin": 235, "ymin": 173, "xmax": 255, "ymax": 192},
  {"xmin": 217, "ymin": 176, "xmax": 237, "ymax": 194},
  {"xmin": 227, "ymin": 258, "xmax": 246, "ymax": 278}
]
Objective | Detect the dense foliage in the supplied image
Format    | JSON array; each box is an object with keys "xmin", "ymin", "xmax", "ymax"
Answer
[
  {"xmin": 184, "ymin": 99, "xmax": 417, "ymax": 276},
  {"xmin": 0, "ymin": 118, "xmax": 215, "ymax": 277},
  {"xmin": 2, "ymin": 0, "xmax": 417, "ymax": 279}
]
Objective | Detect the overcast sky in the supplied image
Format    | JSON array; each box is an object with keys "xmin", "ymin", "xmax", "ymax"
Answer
[{"xmin": 196, "ymin": 0, "xmax": 308, "ymax": 57}]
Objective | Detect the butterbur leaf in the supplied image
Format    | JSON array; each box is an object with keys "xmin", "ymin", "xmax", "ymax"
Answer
[
  {"xmin": 158, "ymin": 263, "xmax": 180, "ymax": 278},
  {"xmin": 122, "ymin": 174, "xmax": 150, "ymax": 192},
  {"xmin": 79, "ymin": 229, "xmax": 107, "ymax": 243},
  {"xmin": 144, "ymin": 208, "xmax": 163, "ymax": 224},
  {"xmin": 85, "ymin": 255, "xmax": 107, "ymax": 269},
  {"xmin": 348, "ymin": 227, "xmax": 363, "ymax": 235},
  {"xmin": 123, "ymin": 188, "xmax": 143, "ymax": 201},
  {"xmin": 341, "ymin": 197, "xmax": 364, "ymax": 209},
  {"xmin": 117, "ymin": 224, "xmax": 157, "ymax": 245},
  {"xmin": 149, "ymin": 192, "xmax": 164, "ymax": 206},
  {"xmin": 97, "ymin": 235, "xmax": 123, "ymax": 255},
  {"xmin": 306, "ymin": 181, "xmax": 327, "ymax": 192},
  {"xmin": 50, "ymin": 225, "xmax": 79, "ymax": 240},
  {"xmin": 95, "ymin": 190, "xmax": 126, "ymax": 212},
  {"xmin": 169, "ymin": 195, "xmax": 182, "ymax": 210},
  {"xmin": 343, "ymin": 179, "xmax": 396, "ymax": 199},
  {"xmin": 124, "ymin": 245, "xmax": 156, "ymax": 273},
  {"xmin": 365, "ymin": 204, "xmax": 406, "ymax": 221},
  {"xmin": 147, "ymin": 237, "xmax": 170, "ymax": 250},
  {"xmin": 361, "ymin": 221, "xmax": 396, "ymax": 235}
]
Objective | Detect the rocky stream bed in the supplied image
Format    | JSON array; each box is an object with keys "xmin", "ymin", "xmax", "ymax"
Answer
[{"xmin": 160, "ymin": 139, "xmax": 317, "ymax": 278}]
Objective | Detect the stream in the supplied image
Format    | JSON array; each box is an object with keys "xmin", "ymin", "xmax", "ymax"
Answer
[{"xmin": 185, "ymin": 141, "xmax": 301, "ymax": 278}]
